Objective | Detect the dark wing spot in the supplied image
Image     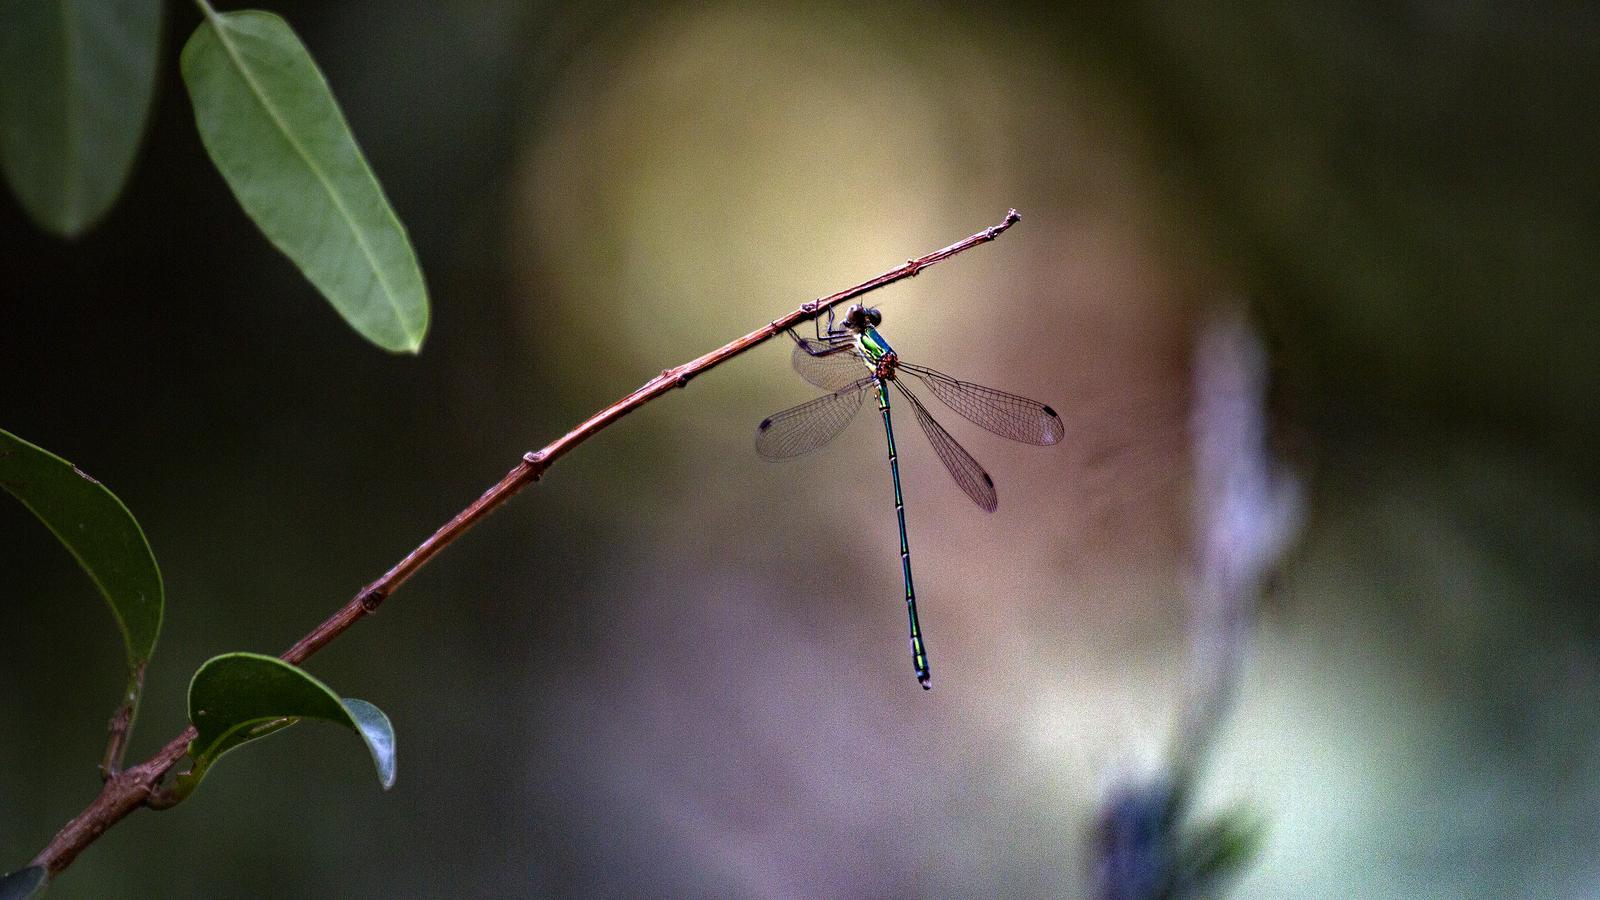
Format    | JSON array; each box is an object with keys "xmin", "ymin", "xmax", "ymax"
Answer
[
  {"xmin": 758, "ymin": 418, "xmax": 773, "ymax": 431},
  {"xmin": 982, "ymin": 473, "xmax": 994, "ymax": 487},
  {"xmin": 1043, "ymin": 405, "xmax": 1059, "ymax": 418}
]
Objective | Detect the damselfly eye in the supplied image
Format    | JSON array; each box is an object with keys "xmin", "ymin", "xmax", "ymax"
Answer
[{"xmin": 866, "ymin": 308, "xmax": 882, "ymax": 326}]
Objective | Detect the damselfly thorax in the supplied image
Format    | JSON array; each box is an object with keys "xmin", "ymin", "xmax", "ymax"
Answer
[{"xmin": 857, "ymin": 331, "xmax": 900, "ymax": 381}]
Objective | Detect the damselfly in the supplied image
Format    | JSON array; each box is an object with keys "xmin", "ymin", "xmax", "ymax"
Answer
[{"xmin": 756, "ymin": 303, "xmax": 1063, "ymax": 688}]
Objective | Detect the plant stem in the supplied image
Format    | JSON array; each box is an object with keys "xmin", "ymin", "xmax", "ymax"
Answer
[
  {"xmin": 98, "ymin": 664, "xmax": 146, "ymax": 779},
  {"xmin": 28, "ymin": 209, "xmax": 1022, "ymax": 878}
]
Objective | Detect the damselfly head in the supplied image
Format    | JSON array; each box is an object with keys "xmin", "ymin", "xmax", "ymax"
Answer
[{"xmin": 844, "ymin": 304, "xmax": 882, "ymax": 331}]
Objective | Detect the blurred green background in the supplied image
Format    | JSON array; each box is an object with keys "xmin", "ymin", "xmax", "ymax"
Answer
[{"xmin": 3, "ymin": 1, "xmax": 1597, "ymax": 897}]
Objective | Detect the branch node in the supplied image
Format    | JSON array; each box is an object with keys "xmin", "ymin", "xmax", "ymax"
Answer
[
  {"xmin": 778, "ymin": 301, "xmax": 818, "ymax": 330},
  {"xmin": 905, "ymin": 258, "xmax": 924, "ymax": 276},
  {"xmin": 662, "ymin": 367, "xmax": 690, "ymax": 388},
  {"xmin": 357, "ymin": 586, "xmax": 389, "ymax": 612},
  {"xmin": 522, "ymin": 450, "xmax": 547, "ymax": 480}
]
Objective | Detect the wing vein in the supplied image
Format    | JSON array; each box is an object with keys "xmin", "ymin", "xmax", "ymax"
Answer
[
  {"xmin": 791, "ymin": 340, "xmax": 867, "ymax": 392},
  {"xmin": 756, "ymin": 377, "xmax": 873, "ymax": 459},
  {"xmin": 895, "ymin": 381, "xmax": 998, "ymax": 512},
  {"xmin": 900, "ymin": 363, "xmax": 1064, "ymax": 446}
]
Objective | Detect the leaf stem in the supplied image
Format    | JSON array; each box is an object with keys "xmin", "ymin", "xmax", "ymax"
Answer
[
  {"xmin": 27, "ymin": 209, "xmax": 1023, "ymax": 879},
  {"xmin": 97, "ymin": 664, "xmax": 146, "ymax": 779}
]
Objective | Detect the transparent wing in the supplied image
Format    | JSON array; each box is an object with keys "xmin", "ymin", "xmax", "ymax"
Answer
[
  {"xmin": 792, "ymin": 340, "xmax": 867, "ymax": 392},
  {"xmin": 894, "ymin": 381, "xmax": 998, "ymax": 512},
  {"xmin": 791, "ymin": 335, "xmax": 838, "ymax": 355},
  {"xmin": 756, "ymin": 378, "xmax": 873, "ymax": 460},
  {"xmin": 900, "ymin": 362, "xmax": 1065, "ymax": 446}
]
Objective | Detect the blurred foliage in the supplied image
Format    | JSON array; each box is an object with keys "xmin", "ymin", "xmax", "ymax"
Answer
[
  {"xmin": 1094, "ymin": 776, "xmax": 1263, "ymax": 900},
  {"xmin": 0, "ymin": 867, "xmax": 47, "ymax": 900},
  {"xmin": 0, "ymin": 0, "xmax": 431, "ymax": 352},
  {"xmin": 0, "ymin": 0, "xmax": 162, "ymax": 237}
]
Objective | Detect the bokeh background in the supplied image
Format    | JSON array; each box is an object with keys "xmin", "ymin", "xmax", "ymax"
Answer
[{"xmin": 3, "ymin": 1, "xmax": 1597, "ymax": 897}]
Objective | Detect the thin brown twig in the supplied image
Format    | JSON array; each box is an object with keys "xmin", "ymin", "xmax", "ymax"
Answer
[{"xmin": 28, "ymin": 209, "xmax": 1022, "ymax": 879}]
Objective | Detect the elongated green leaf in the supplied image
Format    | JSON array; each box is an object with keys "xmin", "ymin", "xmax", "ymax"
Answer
[
  {"xmin": 0, "ymin": 429, "xmax": 162, "ymax": 670},
  {"xmin": 0, "ymin": 867, "xmax": 48, "ymax": 900},
  {"xmin": 179, "ymin": 8, "xmax": 428, "ymax": 353},
  {"xmin": 0, "ymin": 0, "xmax": 163, "ymax": 237},
  {"xmin": 166, "ymin": 653, "xmax": 396, "ymax": 805}
]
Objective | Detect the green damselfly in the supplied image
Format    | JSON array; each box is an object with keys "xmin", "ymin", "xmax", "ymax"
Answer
[{"xmin": 756, "ymin": 303, "xmax": 1063, "ymax": 688}]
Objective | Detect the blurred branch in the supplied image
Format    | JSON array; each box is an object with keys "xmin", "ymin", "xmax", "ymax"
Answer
[
  {"xmin": 1176, "ymin": 307, "xmax": 1301, "ymax": 776},
  {"xmin": 28, "ymin": 209, "xmax": 1024, "ymax": 879},
  {"xmin": 1092, "ymin": 307, "xmax": 1300, "ymax": 899}
]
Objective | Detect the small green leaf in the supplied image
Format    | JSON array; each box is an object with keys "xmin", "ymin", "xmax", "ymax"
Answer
[
  {"xmin": 167, "ymin": 653, "xmax": 396, "ymax": 804},
  {"xmin": 0, "ymin": 866, "xmax": 48, "ymax": 900},
  {"xmin": 0, "ymin": 429, "xmax": 163, "ymax": 671},
  {"xmin": 0, "ymin": 0, "xmax": 163, "ymax": 237},
  {"xmin": 179, "ymin": 6, "xmax": 429, "ymax": 353},
  {"xmin": 1179, "ymin": 807, "xmax": 1266, "ymax": 891}
]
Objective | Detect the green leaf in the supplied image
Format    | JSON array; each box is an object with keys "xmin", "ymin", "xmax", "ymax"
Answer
[
  {"xmin": 0, "ymin": 867, "xmax": 48, "ymax": 900},
  {"xmin": 179, "ymin": 6, "xmax": 429, "ymax": 353},
  {"xmin": 166, "ymin": 652, "xmax": 396, "ymax": 805},
  {"xmin": 0, "ymin": 429, "xmax": 163, "ymax": 671},
  {"xmin": 341, "ymin": 698, "xmax": 397, "ymax": 785},
  {"xmin": 1179, "ymin": 807, "xmax": 1266, "ymax": 891},
  {"xmin": 0, "ymin": 0, "xmax": 163, "ymax": 237}
]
